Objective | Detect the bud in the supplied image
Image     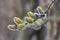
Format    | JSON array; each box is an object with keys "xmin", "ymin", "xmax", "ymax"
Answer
[
  {"xmin": 25, "ymin": 17, "xmax": 33, "ymax": 23},
  {"xmin": 37, "ymin": 19, "xmax": 43, "ymax": 23},
  {"xmin": 37, "ymin": 6, "xmax": 44, "ymax": 13},
  {"xmin": 34, "ymin": 19, "xmax": 43, "ymax": 26},
  {"xmin": 8, "ymin": 25, "xmax": 20, "ymax": 31},
  {"xmin": 13, "ymin": 17, "xmax": 22, "ymax": 24},
  {"xmin": 28, "ymin": 11, "xmax": 36, "ymax": 18},
  {"xmin": 17, "ymin": 23, "xmax": 25, "ymax": 29},
  {"xmin": 8, "ymin": 25, "xmax": 17, "ymax": 29}
]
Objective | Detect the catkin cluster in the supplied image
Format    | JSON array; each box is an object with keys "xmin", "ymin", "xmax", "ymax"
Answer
[{"xmin": 8, "ymin": 6, "xmax": 47, "ymax": 31}]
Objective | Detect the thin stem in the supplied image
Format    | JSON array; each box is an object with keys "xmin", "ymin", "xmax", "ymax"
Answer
[{"xmin": 45, "ymin": 0, "xmax": 56, "ymax": 13}]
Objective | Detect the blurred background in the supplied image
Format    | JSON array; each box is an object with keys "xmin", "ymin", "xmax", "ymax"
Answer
[{"xmin": 0, "ymin": 0, "xmax": 60, "ymax": 40}]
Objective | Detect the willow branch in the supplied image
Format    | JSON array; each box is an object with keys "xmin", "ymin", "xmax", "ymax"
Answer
[{"xmin": 45, "ymin": 0, "xmax": 56, "ymax": 13}]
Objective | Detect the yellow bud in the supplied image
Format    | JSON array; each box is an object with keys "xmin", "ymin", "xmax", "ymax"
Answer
[
  {"xmin": 34, "ymin": 19, "xmax": 43, "ymax": 26},
  {"xmin": 13, "ymin": 17, "xmax": 22, "ymax": 24},
  {"xmin": 34, "ymin": 21, "xmax": 41, "ymax": 26},
  {"xmin": 8, "ymin": 25, "xmax": 17, "ymax": 29},
  {"xmin": 37, "ymin": 6, "xmax": 44, "ymax": 13},
  {"xmin": 17, "ymin": 23, "xmax": 25, "ymax": 29},
  {"xmin": 26, "ymin": 17, "xmax": 33, "ymax": 23},
  {"xmin": 37, "ymin": 19, "xmax": 43, "ymax": 23},
  {"xmin": 28, "ymin": 11, "xmax": 35, "ymax": 18}
]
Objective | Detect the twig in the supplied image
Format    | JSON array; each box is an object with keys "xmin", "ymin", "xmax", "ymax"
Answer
[{"xmin": 45, "ymin": 0, "xmax": 56, "ymax": 13}]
